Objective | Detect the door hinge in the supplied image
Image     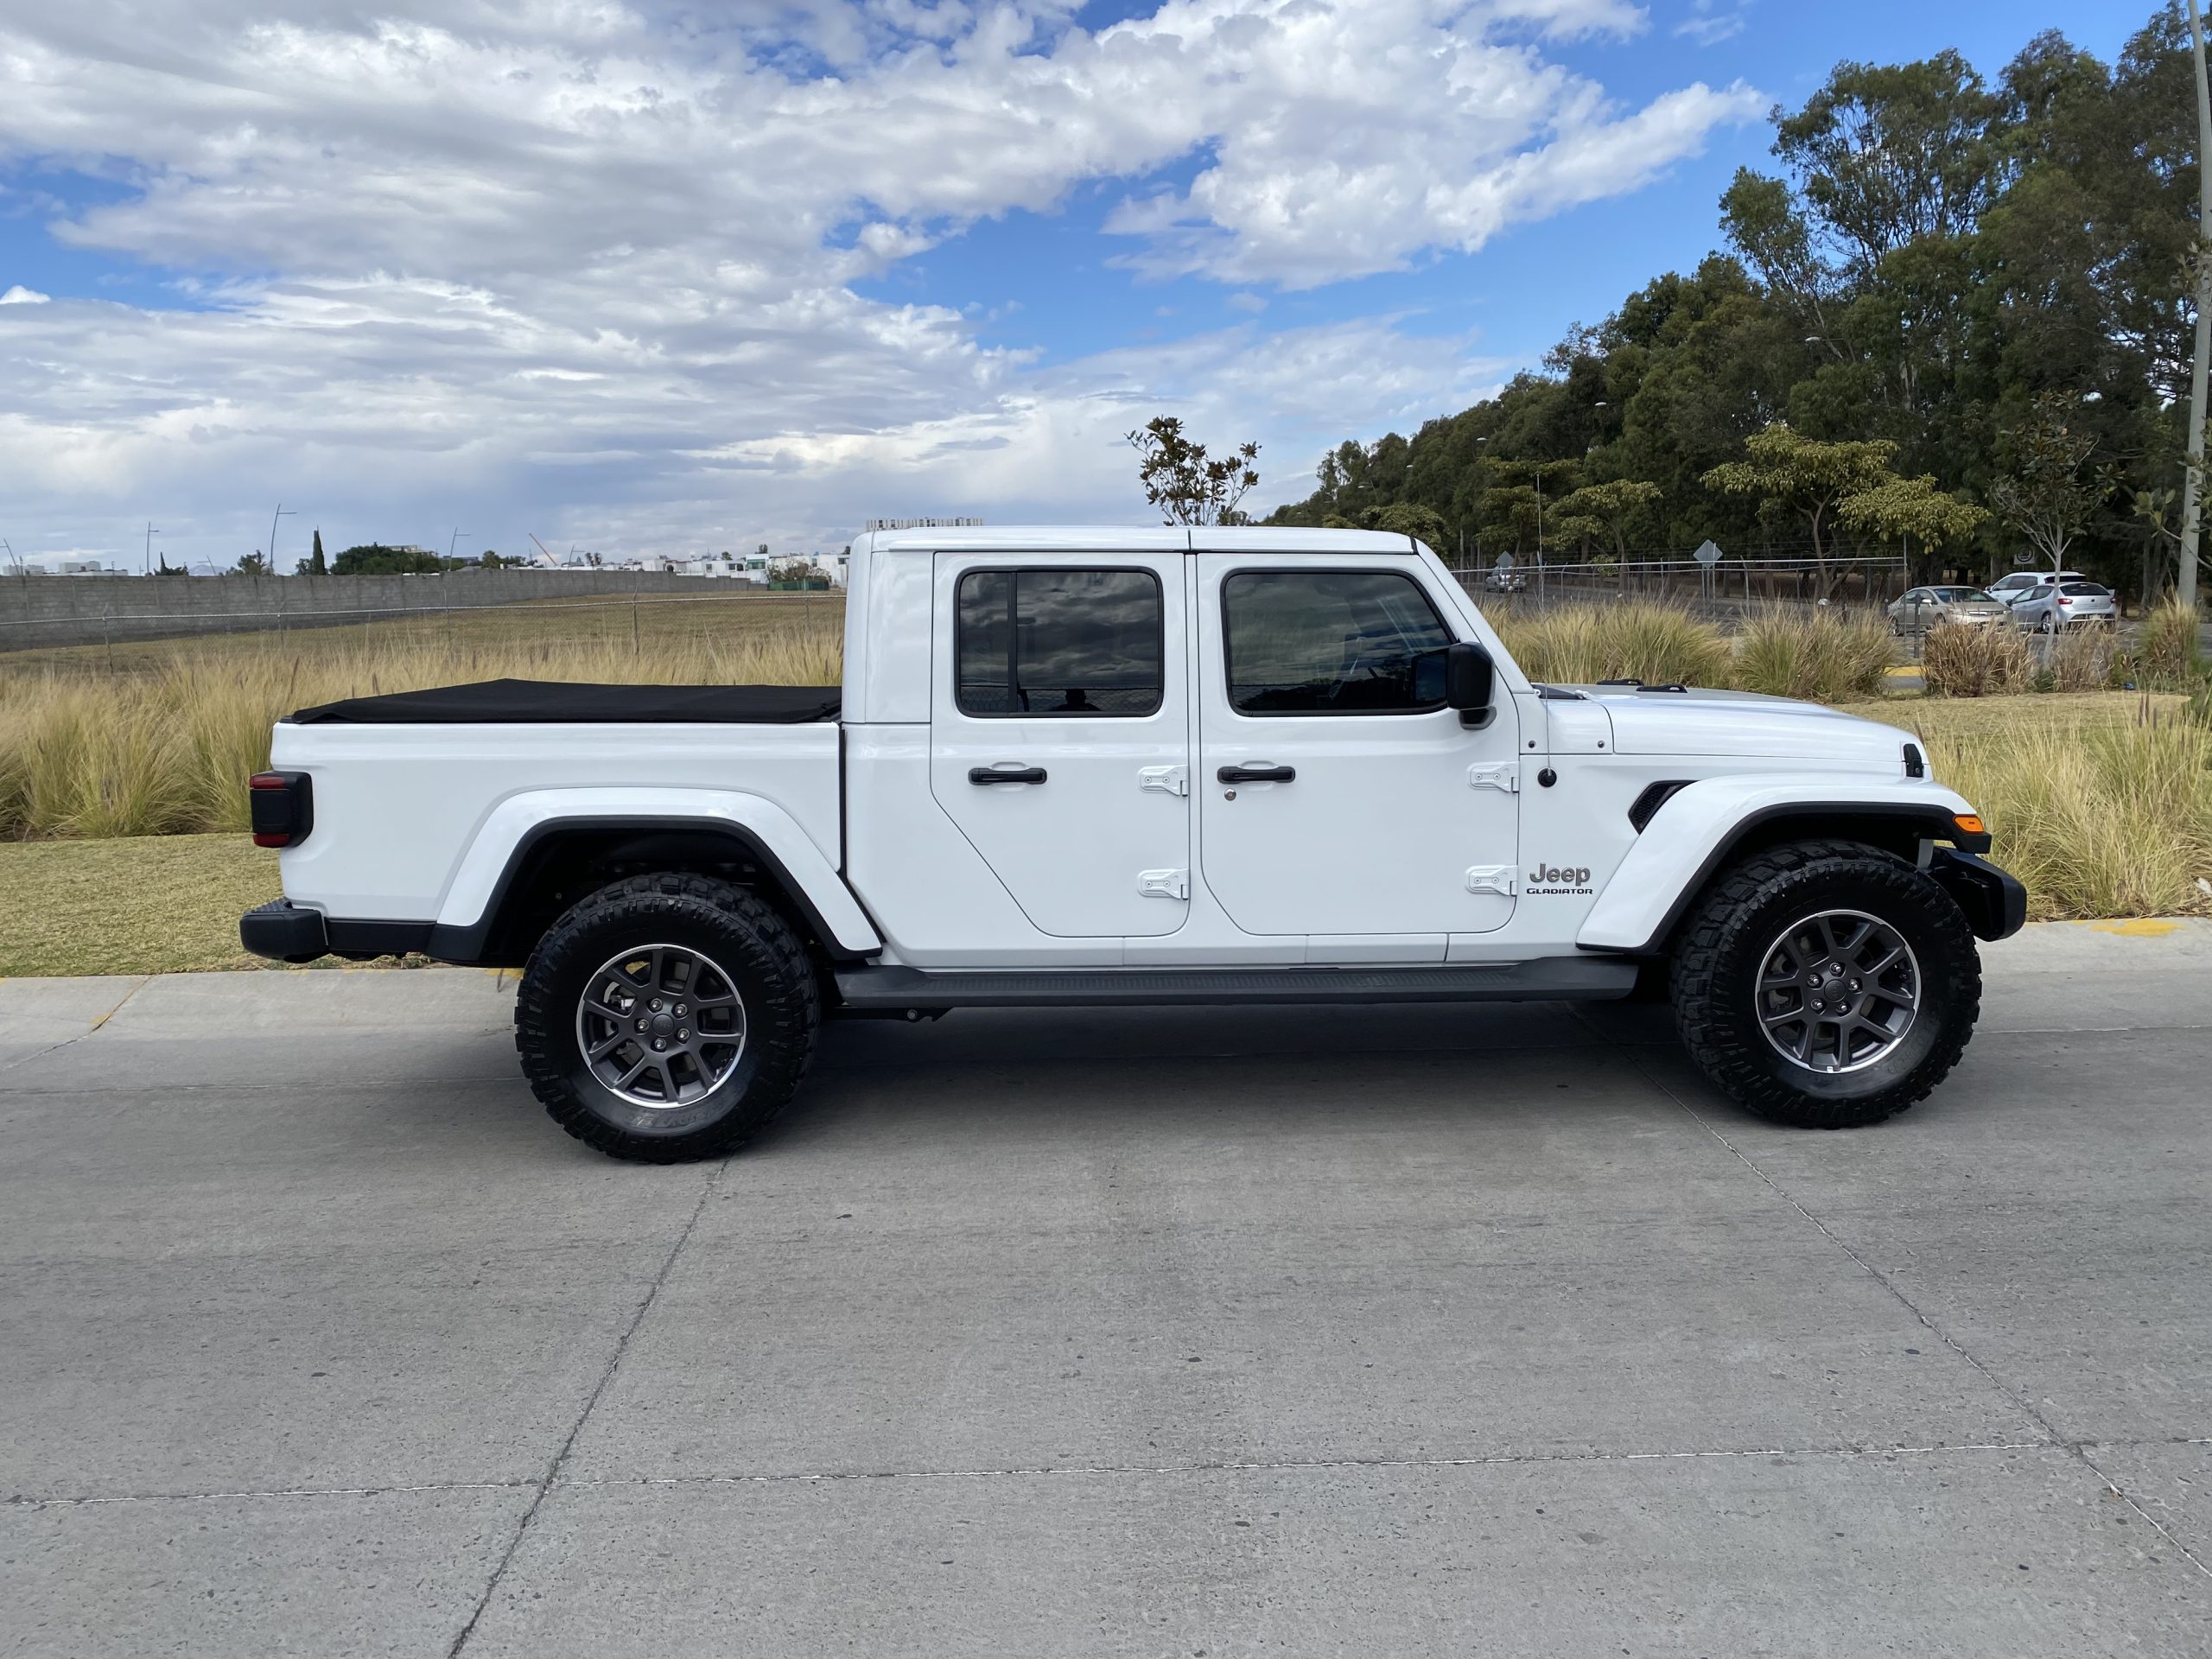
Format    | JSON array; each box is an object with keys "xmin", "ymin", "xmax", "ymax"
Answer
[
  {"xmin": 1138, "ymin": 868, "xmax": 1191, "ymax": 900},
  {"xmin": 1467, "ymin": 762, "xmax": 1520, "ymax": 793},
  {"xmin": 1138, "ymin": 765, "xmax": 1190, "ymax": 798},
  {"xmin": 1465, "ymin": 865, "xmax": 1516, "ymax": 897}
]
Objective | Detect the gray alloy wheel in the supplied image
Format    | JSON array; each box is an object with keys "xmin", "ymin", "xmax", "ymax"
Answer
[
  {"xmin": 1755, "ymin": 908, "xmax": 1920, "ymax": 1075},
  {"xmin": 575, "ymin": 943, "xmax": 747, "ymax": 1108}
]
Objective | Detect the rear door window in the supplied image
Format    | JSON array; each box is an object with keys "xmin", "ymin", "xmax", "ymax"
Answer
[{"xmin": 956, "ymin": 568, "xmax": 1164, "ymax": 716}]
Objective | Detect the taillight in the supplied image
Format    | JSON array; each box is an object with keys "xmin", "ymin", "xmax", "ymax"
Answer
[
  {"xmin": 2057, "ymin": 594, "xmax": 2072, "ymax": 606},
  {"xmin": 249, "ymin": 771, "xmax": 313, "ymax": 848}
]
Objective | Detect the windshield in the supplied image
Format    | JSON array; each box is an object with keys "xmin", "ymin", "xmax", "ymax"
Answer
[
  {"xmin": 1932, "ymin": 588, "xmax": 1997, "ymax": 602},
  {"xmin": 2060, "ymin": 582, "xmax": 2108, "ymax": 596}
]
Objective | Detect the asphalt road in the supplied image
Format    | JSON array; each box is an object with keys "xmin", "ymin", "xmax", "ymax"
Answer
[{"xmin": 3, "ymin": 923, "xmax": 2208, "ymax": 1657}]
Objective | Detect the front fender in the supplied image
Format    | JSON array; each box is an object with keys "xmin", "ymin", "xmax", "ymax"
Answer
[
  {"xmin": 1577, "ymin": 775, "xmax": 1982, "ymax": 955},
  {"xmin": 431, "ymin": 786, "xmax": 881, "ymax": 956}
]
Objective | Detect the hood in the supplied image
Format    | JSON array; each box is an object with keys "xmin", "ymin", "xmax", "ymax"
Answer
[{"xmin": 1566, "ymin": 685, "xmax": 1912, "ymax": 766}]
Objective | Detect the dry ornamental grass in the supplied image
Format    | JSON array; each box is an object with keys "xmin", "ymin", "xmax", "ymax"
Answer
[
  {"xmin": 1, "ymin": 617, "xmax": 842, "ymax": 840},
  {"xmin": 4, "ymin": 598, "xmax": 2207, "ymax": 927}
]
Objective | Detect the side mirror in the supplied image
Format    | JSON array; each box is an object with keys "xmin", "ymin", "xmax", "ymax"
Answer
[{"xmin": 1446, "ymin": 640, "xmax": 1495, "ymax": 713}]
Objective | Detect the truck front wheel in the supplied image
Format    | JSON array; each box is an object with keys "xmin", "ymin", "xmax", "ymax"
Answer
[
  {"xmin": 1669, "ymin": 840, "xmax": 1980, "ymax": 1128},
  {"xmin": 515, "ymin": 873, "xmax": 820, "ymax": 1162}
]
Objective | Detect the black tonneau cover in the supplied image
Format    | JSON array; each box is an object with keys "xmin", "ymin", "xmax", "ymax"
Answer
[{"xmin": 285, "ymin": 679, "xmax": 842, "ymax": 726}]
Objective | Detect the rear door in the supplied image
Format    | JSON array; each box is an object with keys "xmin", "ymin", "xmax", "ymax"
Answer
[
  {"xmin": 928, "ymin": 551, "xmax": 1192, "ymax": 938},
  {"xmin": 1192, "ymin": 555, "xmax": 1522, "ymax": 942}
]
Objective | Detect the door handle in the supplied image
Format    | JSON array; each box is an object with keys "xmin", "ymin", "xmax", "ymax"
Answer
[
  {"xmin": 969, "ymin": 765, "xmax": 1047, "ymax": 785},
  {"xmin": 1217, "ymin": 764, "xmax": 1296, "ymax": 784}
]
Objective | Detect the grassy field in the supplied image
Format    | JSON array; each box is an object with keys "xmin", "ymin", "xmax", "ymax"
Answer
[
  {"xmin": 1, "ymin": 615, "xmax": 845, "ymax": 839},
  {"xmin": 1, "ymin": 589, "xmax": 845, "ymax": 677},
  {"xmin": 0, "ymin": 835, "xmax": 284, "ymax": 976},
  {"xmin": 1, "ymin": 606, "xmax": 2206, "ymax": 975}
]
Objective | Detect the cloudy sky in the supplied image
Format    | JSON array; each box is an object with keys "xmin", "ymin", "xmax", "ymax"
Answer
[{"xmin": 0, "ymin": 0, "xmax": 2138, "ymax": 569}]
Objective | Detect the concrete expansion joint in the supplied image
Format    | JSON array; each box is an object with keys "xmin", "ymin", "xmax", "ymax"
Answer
[
  {"xmin": 23, "ymin": 1432, "xmax": 2208, "ymax": 1511},
  {"xmin": 1633, "ymin": 1053, "xmax": 2212, "ymax": 1587},
  {"xmin": 443, "ymin": 1156, "xmax": 728, "ymax": 1658},
  {"xmin": 0, "ymin": 977, "xmax": 149, "ymax": 1077},
  {"xmin": 3, "ymin": 1479, "xmax": 536, "ymax": 1510}
]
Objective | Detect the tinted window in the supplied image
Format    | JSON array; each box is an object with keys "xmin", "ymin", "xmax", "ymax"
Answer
[
  {"xmin": 2060, "ymin": 582, "xmax": 2107, "ymax": 596},
  {"xmin": 1223, "ymin": 570, "xmax": 1454, "ymax": 715},
  {"xmin": 956, "ymin": 568, "xmax": 1163, "ymax": 716}
]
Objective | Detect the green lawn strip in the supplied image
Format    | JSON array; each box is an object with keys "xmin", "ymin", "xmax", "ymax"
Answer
[{"xmin": 0, "ymin": 834, "xmax": 283, "ymax": 976}]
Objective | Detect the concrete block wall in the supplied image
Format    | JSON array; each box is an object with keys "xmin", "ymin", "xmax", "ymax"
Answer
[{"xmin": 0, "ymin": 570, "xmax": 748, "ymax": 652}]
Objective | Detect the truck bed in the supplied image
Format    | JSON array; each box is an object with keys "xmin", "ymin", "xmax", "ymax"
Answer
[{"xmin": 286, "ymin": 678, "xmax": 842, "ymax": 726}]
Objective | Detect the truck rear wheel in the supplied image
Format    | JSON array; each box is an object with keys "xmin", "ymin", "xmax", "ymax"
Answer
[
  {"xmin": 1669, "ymin": 840, "xmax": 1980, "ymax": 1129},
  {"xmin": 515, "ymin": 873, "xmax": 819, "ymax": 1162}
]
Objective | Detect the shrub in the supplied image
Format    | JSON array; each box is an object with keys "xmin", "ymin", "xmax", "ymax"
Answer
[
  {"xmin": 1923, "ymin": 703, "xmax": 2212, "ymax": 919},
  {"xmin": 1920, "ymin": 622, "xmax": 2032, "ymax": 697},
  {"xmin": 1732, "ymin": 607, "xmax": 1895, "ymax": 702},
  {"xmin": 2139, "ymin": 596, "xmax": 2208, "ymax": 690},
  {"xmin": 1491, "ymin": 600, "xmax": 1732, "ymax": 688},
  {"xmin": 2044, "ymin": 626, "xmax": 2117, "ymax": 694}
]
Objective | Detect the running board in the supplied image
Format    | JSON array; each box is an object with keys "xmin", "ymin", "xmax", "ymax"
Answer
[{"xmin": 833, "ymin": 958, "xmax": 1637, "ymax": 1011}]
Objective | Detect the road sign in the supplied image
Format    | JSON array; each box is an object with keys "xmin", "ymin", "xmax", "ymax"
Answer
[{"xmin": 1694, "ymin": 539, "xmax": 1723, "ymax": 567}]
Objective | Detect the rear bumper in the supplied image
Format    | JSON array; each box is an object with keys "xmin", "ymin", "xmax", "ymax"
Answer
[
  {"xmin": 242, "ymin": 899, "xmax": 327, "ymax": 963},
  {"xmin": 1928, "ymin": 849, "xmax": 2027, "ymax": 942},
  {"xmin": 240, "ymin": 900, "xmax": 434, "ymax": 963}
]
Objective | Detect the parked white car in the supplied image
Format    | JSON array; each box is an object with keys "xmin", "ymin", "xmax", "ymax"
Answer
[
  {"xmin": 2010, "ymin": 579, "xmax": 2117, "ymax": 632},
  {"xmin": 243, "ymin": 526, "xmax": 2022, "ymax": 1161}
]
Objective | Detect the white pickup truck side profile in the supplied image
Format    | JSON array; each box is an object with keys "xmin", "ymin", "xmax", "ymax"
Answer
[{"xmin": 242, "ymin": 526, "xmax": 2024, "ymax": 1161}]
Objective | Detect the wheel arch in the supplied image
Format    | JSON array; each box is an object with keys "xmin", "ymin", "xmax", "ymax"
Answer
[
  {"xmin": 428, "ymin": 792, "xmax": 881, "ymax": 968},
  {"xmin": 1578, "ymin": 779, "xmax": 1986, "ymax": 958}
]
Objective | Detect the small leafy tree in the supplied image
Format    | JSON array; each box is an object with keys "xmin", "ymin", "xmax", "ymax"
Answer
[
  {"xmin": 1553, "ymin": 480, "xmax": 1662, "ymax": 559},
  {"xmin": 233, "ymin": 550, "xmax": 269, "ymax": 576},
  {"xmin": 308, "ymin": 529, "xmax": 327, "ymax": 575},
  {"xmin": 1128, "ymin": 416, "xmax": 1260, "ymax": 525},
  {"xmin": 1703, "ymin": 423, "xmax": 1901, "ymax": 595},
  {"xmin": 1363, "ymin": 502, "xmax": 1452, "ymax": 549},
  {"xmin": 1987, "ymin": 392, "xmax": 2111, "ymax": 580},
  {"xmin": 1834, "ymin": 474, "xmax": 1987, "ymax": 581}
]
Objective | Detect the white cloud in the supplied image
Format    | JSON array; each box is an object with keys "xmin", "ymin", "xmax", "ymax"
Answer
[
  {"xmin": 1, "ymin": 284, "xmax": 51, "ymax": 304},
  {"xmin": 1676, "ymin": 2, "xmax": 1752, "ymax": 48},
  {"xmin": 0, "ymin": 2, "xmax": 1751, "ymax": 563}
]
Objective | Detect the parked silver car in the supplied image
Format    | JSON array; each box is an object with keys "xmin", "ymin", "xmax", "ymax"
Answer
[
  {"xmin": 1988, "ymin": 569, "xmax": 2087, "ymax": 608},
  {"xmin": 1886, "ymin": 586, "xmax": 2012, "ymax": 634},
  {"xmin": 2010, "ymin": 580, "xmax": 2117, "ymax": 632}
]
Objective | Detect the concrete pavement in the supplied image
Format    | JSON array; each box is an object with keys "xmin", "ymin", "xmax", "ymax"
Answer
[{"xmin": 2, "ymin": 923, "xmax": 2208, "ymax": 1656}]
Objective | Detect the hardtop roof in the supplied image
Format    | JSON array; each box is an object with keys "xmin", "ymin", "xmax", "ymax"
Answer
[{"xmin": 856, "ymin": 524, "xmax": 1425, "ymax": 556}]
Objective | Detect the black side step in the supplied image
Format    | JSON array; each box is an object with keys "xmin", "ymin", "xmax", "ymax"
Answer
[{"xmin": 833, "ymin": 958, "xmax": 1637, "ymax": 1011}]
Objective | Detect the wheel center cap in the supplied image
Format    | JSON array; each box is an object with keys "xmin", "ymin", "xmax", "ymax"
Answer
[{"xmin": 651, "ymin": 1013, "xmax": 677, "ymax": 1038}]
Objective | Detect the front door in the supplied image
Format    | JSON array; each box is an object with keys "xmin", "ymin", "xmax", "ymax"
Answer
[
  {"xmin": 929, "ymin": 551, "xmax": 1192, "ymax": 938},
  {"xmin": 1194, "ymin": 556, "xmax": 1521, "ymax": 939}
]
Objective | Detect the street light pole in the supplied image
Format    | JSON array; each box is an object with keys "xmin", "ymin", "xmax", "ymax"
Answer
[
  {"xmin": 144, "ymin": 522, "xmax": 156, "ymax": 576},
  {"xmin": 2182, "ymin": 0, "xmax": 2210, "ymax": 611},
  {"xmin": 268, "ymin": 504, "xmax": 296, "ymax": 575}
]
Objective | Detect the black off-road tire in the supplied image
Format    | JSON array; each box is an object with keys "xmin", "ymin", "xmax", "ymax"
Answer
[
  {"xmin": 515, "ymin": 873, "xmax": 820, "ymax": 1162},
  {"xmin": 1669, "ymin": 839, "xmax": 1980, "ymax": 1129}
]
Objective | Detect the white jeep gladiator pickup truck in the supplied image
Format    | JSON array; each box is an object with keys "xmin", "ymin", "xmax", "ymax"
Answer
[{"xmin": 242, "ymin": 526, "xmax": 2024, "ymax": 1162}]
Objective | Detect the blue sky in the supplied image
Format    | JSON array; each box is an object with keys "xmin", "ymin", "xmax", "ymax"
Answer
[
  {"xmin": 857, "ymin": 0, "xmax": 2145, "ymax": 378},
  {"xmin": 0, "ymin": 1, "xmax": 2164, "ymax": 569}
]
